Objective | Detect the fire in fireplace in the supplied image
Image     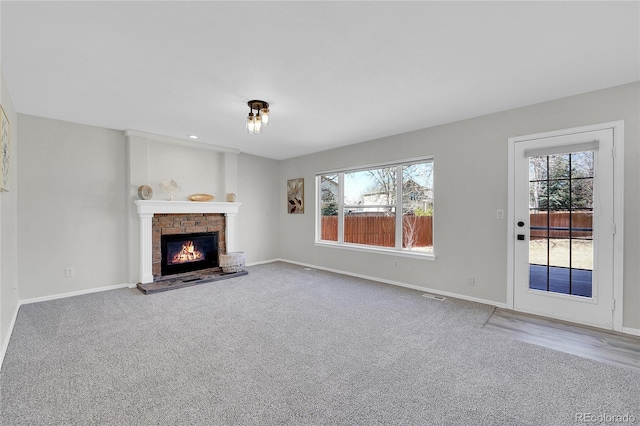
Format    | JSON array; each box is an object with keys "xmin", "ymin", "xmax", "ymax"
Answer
[{"xmin": 161, "ymin": 232, "xmax": 219, "ymax": 276}]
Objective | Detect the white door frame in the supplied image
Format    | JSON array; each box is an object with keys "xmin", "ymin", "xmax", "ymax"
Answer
[{"xmin": 507, "ymin": 121, "xmax": 624, "ymax": 332}]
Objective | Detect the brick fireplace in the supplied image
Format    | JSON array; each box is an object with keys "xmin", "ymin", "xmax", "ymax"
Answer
[
  {"xmin": 153, "ymin": 213, "xmax": 225, "ymax": 278},
  {"xmin": 135, "ymin": 200, "xmax": 241, "ymax": 284}
]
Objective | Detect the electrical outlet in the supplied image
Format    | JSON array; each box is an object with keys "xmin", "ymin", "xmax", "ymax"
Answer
[
  {"xmin": 393, "ymin": 260, "xmax": 399, "ymax": 267},
  {"xmin": 497, "ymin": 209, "xmax": 504, "ymax": 219},
  {"xmin": 467, "ymin": 276, "xmax": 475, "ymax": 286},
  {"xmin": 65, "ymin": 267, "xmax": 75, "ymax": 277}
]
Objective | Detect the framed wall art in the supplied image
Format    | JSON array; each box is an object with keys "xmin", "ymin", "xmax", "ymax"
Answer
[
  {"xmin": 287, "ymin": 178, "xmax": 304, "ymax": 214},
  {"xmin": 0, "ymin": 105, "xmax": 10, "ymax": 192}
]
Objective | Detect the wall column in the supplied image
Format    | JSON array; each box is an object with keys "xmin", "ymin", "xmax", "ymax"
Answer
[
  {"xmin": 225, "ymin": 212, "xmax": 237, "ymax": 253},
  {"xmin": 139, "ymin": 213, "xmax": 154, "ymax": 284}
]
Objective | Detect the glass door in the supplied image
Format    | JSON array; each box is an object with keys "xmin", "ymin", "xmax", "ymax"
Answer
[{"xmin": 512, "ymin": 128, "xmax": 615, "ymax": 329}]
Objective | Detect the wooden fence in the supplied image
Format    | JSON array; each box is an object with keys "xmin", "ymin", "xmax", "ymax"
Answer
[
  {"xmin": 530, "ymin": 211, "xmax": 592, "ymax": 239},
  {"xmin": 321, "ymin": 212, "xmax": 591, "ymax": 246},
  {"xmin": 321, "ymin": 215, "xmax": 433, "ymax": 248}
]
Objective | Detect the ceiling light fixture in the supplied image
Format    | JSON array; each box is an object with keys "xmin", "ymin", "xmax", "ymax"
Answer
[{"xmin": 246, "ymin": 100, "xmax": 270, "ymax": 134}]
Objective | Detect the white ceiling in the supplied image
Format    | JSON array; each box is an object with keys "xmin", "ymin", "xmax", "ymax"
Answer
[{"xmin": 2, "ymin": 1, "xmax": 639, "ymax": 160}]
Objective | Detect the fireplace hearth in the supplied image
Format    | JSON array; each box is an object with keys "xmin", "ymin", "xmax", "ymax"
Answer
[
  {"xmin": 136, "ymin": 268, "xmax": 249, "ymax": 294},
  {"xmin": 161, "ymin": 232, "xmax": 218, "ymax": 276}
]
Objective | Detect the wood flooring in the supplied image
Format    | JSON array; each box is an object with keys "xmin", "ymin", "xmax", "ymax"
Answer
[{"xmin": 483, "ymin": 308, "xmax": 640, "ymax": 372}]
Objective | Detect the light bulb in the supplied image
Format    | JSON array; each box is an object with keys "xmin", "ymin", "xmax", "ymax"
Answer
[
  {"xmin": 246, "ymin": 112, "xmax": 255, "ymax": 133},
  {"xmin": 260, "ymin": 108, "xmax": 269, "ymax": 126},
  {"xmin": 255, "ymin": 115, "xmax": 262, "ymax": 134}
]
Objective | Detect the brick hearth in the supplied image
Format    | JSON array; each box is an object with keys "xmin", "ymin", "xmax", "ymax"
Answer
[{"xmin": 152, "ymin": 213, "xmax": 226, "ymax": 278}]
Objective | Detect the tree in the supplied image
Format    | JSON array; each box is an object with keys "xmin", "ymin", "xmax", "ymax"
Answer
[
  {"xmin": 414, "ymin": 205, "xmax": 433, "ymax": 216},
  {"xmin": 321, "ymin": 192, "xmax": 338, "ymax": 216},
  {"xmin": 364, "ymin": 167, "xmax": 397, "ymax": 206},
  {"xmin": 364, "ymin": 163, "xmax": 433, "ymax": 215},
  {"xmin": 320, "ymin": 175, "xmax": 339, "ymax": 216},
  {"xmin": 529, "ymin": 152, "xmax": 593, "ymax": 211}
]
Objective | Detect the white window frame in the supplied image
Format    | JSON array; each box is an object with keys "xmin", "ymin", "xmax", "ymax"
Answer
[{"xmin": 315, "ymin": 156, "xmax": 435, "ymax": 260}]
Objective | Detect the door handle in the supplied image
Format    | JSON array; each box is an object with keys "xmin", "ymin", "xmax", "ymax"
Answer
[
  {"xmin": 517, "ymin": 221, "xmax": 525, "ymax": 227},
  {"xmin": 517, "ymin": 234, "xmax": 525, "ymax": 241}
]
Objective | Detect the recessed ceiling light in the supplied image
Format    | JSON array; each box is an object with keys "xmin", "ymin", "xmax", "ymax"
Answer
[{"xmin": 188, "ymin": 135, "xmax": 198, "ymax": 139}]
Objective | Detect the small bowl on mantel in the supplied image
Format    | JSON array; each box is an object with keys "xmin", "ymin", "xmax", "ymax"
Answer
[{"xmin": 188, "ymin": 194, "xmax": 214, "ymax": 202}]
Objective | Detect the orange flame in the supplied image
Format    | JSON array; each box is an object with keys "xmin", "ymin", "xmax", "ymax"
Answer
[{"xmin": 171, "ymin": 241, "xmax": 203, "ymax": 264}]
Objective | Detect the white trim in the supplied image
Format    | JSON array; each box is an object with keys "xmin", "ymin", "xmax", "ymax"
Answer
[
  {"xmin": 506, "ymin": 137, "xmax": 516, "ymax": 310},
  {"xmin": 507, "ymin": 121, "xmax": 624, "ymax": 332},
  {"xmin": 622, "ymin": 327, "xmax": 640, "ymax": 337},
  {"xmin": 0, "ymin": 303, "xmax": 20, "ymax": 369},
  {"xmin": 135, "ymin": 200, "xmax": 241, "ymax": 215},
  {"xmin": 394, "ymin": 166, "xmax": 403, "ymax": 249},
  {"xmin": 275, "ymin": 258, "xmax": 505, "ymax": 308},
  {"xmin": 509, "ymin": 121, "xmax": 624, "ymax": 144},
  {"xmin": 315, "ymin": 241, "xmax": 436, "ymax": 260},
  {"xmin": 124, "ymin": 130, "xmax": 240, "ymax": 154},
  {"xmin": 338, "ymin": 173, "xmax": 344, "ymax": 243},
  {"xmin": 246, "ymin": 258, "xmax": 281, "ymax": 267},
  {"xmin": 314, "ymin": 176, "xmax": 320, "ymax": 242},
  {"xmin": 317, "ymin": 155, "xmax": 434, "ymax": 175},
  {"xmin": 611, "ymin": 121, "xmax": 624, "ymax": 333},
  {"xmin": 19, "ymin": 283, "xmax": 134, "ymax": 306},
  {"xmin": 523, "ymin": 140, "xmax": 599, "ymax": 158}
]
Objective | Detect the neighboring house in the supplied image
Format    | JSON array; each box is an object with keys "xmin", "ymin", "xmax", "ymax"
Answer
[
  {"xmin": 357, "ymin": 179, "xmax": 433, "ymax": 215},
  {"xmin": 402, "ymin": 178, "xmax": 433, "ymax": 215}
]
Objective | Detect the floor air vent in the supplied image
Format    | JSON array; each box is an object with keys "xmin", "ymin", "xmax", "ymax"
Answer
[{"xmin": 423, "ymin": 293, "xmax": 446, "ymax": 301}]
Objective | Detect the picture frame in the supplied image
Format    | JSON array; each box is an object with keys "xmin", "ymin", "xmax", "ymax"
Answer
[
  {"xmin": 0, "ymin": 105, "xmax": 10, "ymax": 192},
  {"xmin": 287, "ymin": 178, "xmax": 304, "ymax": 214}
]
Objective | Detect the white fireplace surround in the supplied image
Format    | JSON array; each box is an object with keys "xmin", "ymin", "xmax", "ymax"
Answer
[{"xmin": 135, "ymin": 200, "xmax": 241, "ymax": 284}]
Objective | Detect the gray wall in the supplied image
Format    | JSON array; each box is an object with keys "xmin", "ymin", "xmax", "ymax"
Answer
[
  {"xmin": 237, "ymin": 153, "xmax": 280, "ymax": 263},
  {"xmin": 17, "ymin": 115, "xmax": 129, "ymax": 300},
  {"xmin": 1, "ymin": 71, "xmax": 19, "ymax": 358},
  {"xmin": 145, "ymin": 142, "xmax": 226, "ymax": 202},
  {"xmin": 278, "ymin": 82, "xmax": 640, "ymax": 330}
]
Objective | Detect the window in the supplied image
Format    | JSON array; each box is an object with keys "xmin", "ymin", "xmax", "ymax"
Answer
[{"xmin": 317, "ymin": 158, "xmax": 434, "ymax": 256}]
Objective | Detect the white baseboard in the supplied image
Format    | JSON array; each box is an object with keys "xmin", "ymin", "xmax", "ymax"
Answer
[
  {"xmin": 19, "ymin": 283, "xmax": 135, "ymax": 306},
  {"xmin": 276, "ymin": 258, "xmax": 509, "ymax": 309},
  {"xmin": 622, "ymin": 327, "xmax": 640, "ymax": 337},
  {"xmin": 0, "ymin": 303, "xmax": 21, "ymax": 369},
  {"xmin": 246, "ymin": 258, "xmax": 281, "ymax": 267}
]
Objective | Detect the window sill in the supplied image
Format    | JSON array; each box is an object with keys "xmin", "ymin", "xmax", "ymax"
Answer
[{"xmin": 314, "ymin": 241, "xmax": 436, "ymax": 261}]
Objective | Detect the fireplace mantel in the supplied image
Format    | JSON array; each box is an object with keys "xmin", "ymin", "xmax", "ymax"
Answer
[
  {"xmin": 135, "ymin": 200, "xmax": 241, "ymax": 283},
  {"xmin": 135, "ymin": 200, "xmax": 241, "ymax": 215}
]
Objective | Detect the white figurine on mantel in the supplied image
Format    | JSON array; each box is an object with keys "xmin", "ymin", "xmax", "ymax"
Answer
[{"xmin": 160, "ymin": 179, "xmax": 181, "ymax": 201}]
